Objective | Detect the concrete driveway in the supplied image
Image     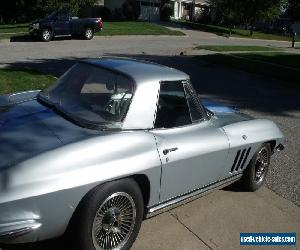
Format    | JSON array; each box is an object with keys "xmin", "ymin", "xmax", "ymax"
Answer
[
  {"xmin": 133, "ymin": 187, "xmax": 299, "ymax": 250},
  {"xmin": 0, "ymin": 24, "xmax": 299, "ymax": 250}
]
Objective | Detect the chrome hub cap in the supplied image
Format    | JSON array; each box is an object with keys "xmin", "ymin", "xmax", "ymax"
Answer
[
  {"xmin": 86, "ymin": 29, "xmax": 92, "ymax": 39},
  {"xmin": 43, "ymin": 30, "xmax": 50, "ymax": 40},
  {"xmin": 92, "ymin": 192, "xmax": 136, "ymax": 250},
  {"xmin": 254, "ymin": 147, "xmax": 269, "ymax": 183}
]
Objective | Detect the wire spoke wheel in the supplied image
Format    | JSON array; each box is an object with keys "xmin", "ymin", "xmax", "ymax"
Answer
[
  {"xmin": 92, "ymin": 192, "xmax": 136, "ymax": 250},
  {"xmin": 254, "ymin": 147, "xmax": 270, "ymax": 183}
]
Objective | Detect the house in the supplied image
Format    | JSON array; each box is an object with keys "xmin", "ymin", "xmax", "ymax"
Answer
[{"xmin": 170, "ymin": 0, "xmax": 210, "ymax": 21}]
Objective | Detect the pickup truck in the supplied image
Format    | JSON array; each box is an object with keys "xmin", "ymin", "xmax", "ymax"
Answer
[{"xmin": 29, "ymin": 10, "xmax": 103, "ymax": 41}]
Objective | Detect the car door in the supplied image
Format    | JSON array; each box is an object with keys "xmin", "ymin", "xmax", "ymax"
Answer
[
  {"xmin": 150, "ymin": 81, "xmax": 230, "ymax": 202},
  {"xmin": 53, "ymin": 11, "xmax": 71, "ymax": 36}
]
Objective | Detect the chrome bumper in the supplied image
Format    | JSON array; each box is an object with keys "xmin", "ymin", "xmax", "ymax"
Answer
[
  {"xmin": 275, "ymin": 143, "xmax": 284, "ymax": 152},
  {"xmin": 0, "ymin": 220, "xmax": 41, "ymax": 242}
]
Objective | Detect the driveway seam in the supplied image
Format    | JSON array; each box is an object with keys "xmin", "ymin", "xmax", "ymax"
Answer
[{"xmin": 168, "ymin": 211, "xmax": 214, "ymax": 250}]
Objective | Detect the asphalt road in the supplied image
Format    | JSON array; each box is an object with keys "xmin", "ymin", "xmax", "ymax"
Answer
[
  {"xmin": 0, "ymin": 23, "xmax": 296, "ymax": 66},
  {"xmin": 0, "ymin": 25, "xmax": 299, "ymax": 250}
]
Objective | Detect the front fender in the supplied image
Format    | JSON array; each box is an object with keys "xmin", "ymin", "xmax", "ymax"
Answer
[
  {"xmin": 220, "ymin": 118, "xmax": 284, "ymax": 177},
  {"xmin": 223, "ymin": 118, "xmax": 284, "ymax": 149}
]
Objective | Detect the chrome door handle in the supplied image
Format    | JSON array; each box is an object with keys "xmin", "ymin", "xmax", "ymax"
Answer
[{"xmin": 163, "ymin": 147, "xmax": 178, "ymax": 155}]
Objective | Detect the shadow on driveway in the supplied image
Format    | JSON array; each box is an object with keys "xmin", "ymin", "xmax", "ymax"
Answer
[
  {"xmin": 0, "ymin": 238, "xmax": 65, "ymax": 250},
  {"xmin": 9, "ymin": 35, "xmax": 81, "ymax": 43},
  {"xmin": 1, "ymin": 54, "xmax": 299, "ymax": 117}
]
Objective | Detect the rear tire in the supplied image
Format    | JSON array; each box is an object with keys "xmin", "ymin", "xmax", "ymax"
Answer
[
  {"xmin": 240, "ymin": 143, "xmax": 271, "ymax": 191},
  {"xmin": 84, "ymin": 27, "xmax": 94, "ymax": 40},
  {"xmin": 41, "ymin": 29, "xmax": 52, "ymax": 42},
  {"xmin": 72, "ymin": 179, "xmax": 144, "ymax": 250}
]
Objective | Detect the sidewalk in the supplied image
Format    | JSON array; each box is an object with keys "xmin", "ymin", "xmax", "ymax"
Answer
[{"xmin": 133, "ymin": 187, "xmax": 300, "ymax": 250}]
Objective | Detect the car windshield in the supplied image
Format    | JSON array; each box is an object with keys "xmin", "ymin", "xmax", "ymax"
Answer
[{"xmin": 38, "ymin": 63, "xmax": 134, "ymax": 129}]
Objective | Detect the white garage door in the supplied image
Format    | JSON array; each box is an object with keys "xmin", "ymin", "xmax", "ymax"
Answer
[{"xmin": 139, "ymin": 6, "xmax": 160, "ymax": 21}]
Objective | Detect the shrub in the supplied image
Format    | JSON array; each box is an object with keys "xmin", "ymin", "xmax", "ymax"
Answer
[
  {"xmin": 79, "ymin": 6, "xmax": 112, "ymax": 20},
  {"xmin": 160, "ymin": 4, "xmax": 173, "ymax": 21},
  {"xmin": 122, "ymin": 0, "xmax": 140, "ymax": 20},
  {"xmin": 195, "ymin": 8, "xmax": 212, "ymax": 24}
]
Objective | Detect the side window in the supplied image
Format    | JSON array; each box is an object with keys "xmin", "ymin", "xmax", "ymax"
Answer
[
  {"xmin": 57, "ymin": 12, "xmax": 69, "ymax": 21},
  {"xmin": 155, "ymin": 82, "xmax": 192, "ymax": 128},
  {"xmin": 184, "ymin": 85, "xmax": 203, "ymax": 122}
]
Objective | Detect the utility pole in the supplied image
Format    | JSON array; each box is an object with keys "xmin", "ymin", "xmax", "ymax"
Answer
[{"xmin": 292, "ymin": 32, "xmax": 296, "ymax": 48}]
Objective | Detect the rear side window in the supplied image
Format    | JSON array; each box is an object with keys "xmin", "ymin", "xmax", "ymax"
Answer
[{"xmin": 155, "ymin": 82, "xmax": 192, "ymax": 128}]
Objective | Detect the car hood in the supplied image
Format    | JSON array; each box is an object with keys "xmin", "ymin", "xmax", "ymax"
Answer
[
  {"xmin": 202, "ymin": 99, "xmax": 253, "ymax": 127},
  {"xmin": 0, "ymin": 100, "xmax": 100, "ymax": 170}
]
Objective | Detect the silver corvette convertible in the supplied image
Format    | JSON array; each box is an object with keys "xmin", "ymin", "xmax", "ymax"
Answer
[{"xmin": 0, "ymin": 58, "xmax": 284, "ymax": 250}]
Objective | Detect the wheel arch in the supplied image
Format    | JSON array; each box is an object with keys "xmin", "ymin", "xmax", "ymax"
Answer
[
  {"xmin": 243, "ymin": 141, "xmax": 273, "ymax": 171},
  {"xmin": 42, "ymin": 26, "xmax": 53, "ymax": 33},
  {"xmin": 41, "ymin": 26, "xmax": 53, "ymax": 40},
  {"xmin": 265, "ymin": 140, "xmax": 276, "ymax": 152},
  {"xmin": 131, "ymin": 174, "xmax": 151, "ymax": 215},
  {"xmin": 64, "ymin": 174, "xmax": 151, "ymax": 236},
  {"xmin": 84, "ymin": 25, "xmax": 94, "ymax": 31}
]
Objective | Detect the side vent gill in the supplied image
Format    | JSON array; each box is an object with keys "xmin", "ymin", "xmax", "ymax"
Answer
[{"xmin": 230, "ymin": 147, "xmax": 251, "ymax": 173}]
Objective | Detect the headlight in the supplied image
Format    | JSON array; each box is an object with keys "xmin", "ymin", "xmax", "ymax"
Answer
[{"xmin": 32, "ymin": 23, "xmax": 40, "ymax": 29}]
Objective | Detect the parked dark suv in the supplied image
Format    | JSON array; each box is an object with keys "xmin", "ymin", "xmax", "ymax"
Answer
[{"xmin": 29, "ymin": 10, "xmax": 103, "ymax": 42}]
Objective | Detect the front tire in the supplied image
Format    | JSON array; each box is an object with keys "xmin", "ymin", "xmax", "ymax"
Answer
[
  {"xmin": 241, "ymin": 143, "xmax": 271, "ymax": 191},
  {"xmin": 73, "ymin": 179, "xmax": 144, "ymax": 250},
  {"xmin": 84, "ymin": 27, "xmax": 94, "ymax": 40},
  {"xmin": 41, "ymin": 29, "xmax": 52, "ymax": 42}
]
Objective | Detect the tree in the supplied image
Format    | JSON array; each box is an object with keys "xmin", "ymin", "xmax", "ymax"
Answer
[
  {"xmin": 242, "ymin": 0, "xmax": 283, "ymax": 34},
  {"xmin": 209, "ymin": 0, "xmax": 243, "ymax": 35},
  {"xmin": 122, "ymin": 0, "xmax": 140, "ymax": 20},
  {"xmin": 160, "ymin": 3, "xmax": 173, "ymax": 21},
  {"xmin": 209, "ymin": 0, "xmax": 285, "ymax": 36},
  {"xmin": 286, "ymin": 0, "xmax": 300, "ymax": 21},
  {"xmin": 35, "ymin": 0, "xmax": 98, "ymax": 16},
  {"xmin": 0, "ymin": 0, "xmax": 98, "ymax": 23}
]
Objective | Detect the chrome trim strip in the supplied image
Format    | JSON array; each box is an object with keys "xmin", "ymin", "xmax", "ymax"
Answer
[
  {"xmin": 146, "ymin": 174, "xmax": 242, "ymax": 218},
  {"xmin": 0, "ymin": 220, "xmax": 41, "ymax": 239}
]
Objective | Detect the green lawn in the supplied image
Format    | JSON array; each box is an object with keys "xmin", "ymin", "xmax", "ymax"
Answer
[
  {"xmin": 0, "ymin": 21, "xmax": 184, "ymax": 40},
  {"xmin": 198, "ymin": 52, "xmax": 300, "ymax": 85},
  {"xmin": 195, "ymin": 45, "xmax": 279, "ymax": 52},
  {"xmin": 98, "ymin": 21, "xmax": 184, "ymax": 36},
  {"xmin": 0, "ymin": 68, "xmax": 56, "ymax": 95},
  {"xmin": 0, "ymin": 23, "xmax": 28, "ymax": 40},
  {"xmin": 0, "ymin": 33, "xmax": 16, "ymax": 40},
  {"xmin": 0, "ymin": 23, "xmax": 28, "ymax": 33},
  {"xmin": 176, "ymin": 21, "xmax": 298, "ymax": 42}
]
